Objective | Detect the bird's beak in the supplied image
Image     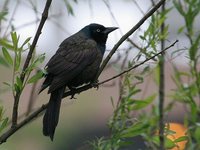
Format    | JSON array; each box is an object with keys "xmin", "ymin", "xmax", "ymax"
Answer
[{"xmin": 104, "ymin": 27, "xmax": 118, "ymax": 34}]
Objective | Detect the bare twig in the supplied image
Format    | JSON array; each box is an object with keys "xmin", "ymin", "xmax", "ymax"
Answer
[
  {"xmin": 26, "ymin": 70, "xmax": 39, "ymax": 116},
  {"xmin": 11, "ymin": 0, "xmax": 52, "ymax": 127},
  {"xmin": 127, "ymin": 39, "xmax": 157, "ymax": 61},
  {"xmin": 96, "ymin": 0, "xmax": 166, "ymax": 79},
  {"xmin": 98, "ymin": 40, "xmax": 178, "ymax": 85},
  {"xmin": 0, "ymin": 104, "xmax": 47, "ymax": 144},
  {"xmin": 3, "ymin": 0, "xmax": 19, "ymax": 37},
  {"xmin": 117, "ymin": 49, "xmax": 130, "ymax": 107},
  {"xmin": 132, "ymin": 0, "xmax": 145, "ymax": 15}
]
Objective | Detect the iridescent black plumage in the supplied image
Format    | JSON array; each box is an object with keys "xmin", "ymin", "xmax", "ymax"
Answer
[{"xmin": 40, "ymin": 23, "xmax": 118, "ymax": 140}]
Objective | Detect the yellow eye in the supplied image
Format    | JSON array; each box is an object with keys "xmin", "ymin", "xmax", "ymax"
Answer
[{"xmin": 96, "ymin": 29, "xmax": 101, "ymax": 32}]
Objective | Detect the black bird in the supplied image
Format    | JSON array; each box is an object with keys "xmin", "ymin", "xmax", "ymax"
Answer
[{"xmin": 40, "ymin": 23, "xmax": 118, "ymax": 141}]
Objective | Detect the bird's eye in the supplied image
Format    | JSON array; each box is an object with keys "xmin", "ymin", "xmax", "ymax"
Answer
[{"xmin": 96, "ymin": 29, "xmax": 101, "ymax": 32}]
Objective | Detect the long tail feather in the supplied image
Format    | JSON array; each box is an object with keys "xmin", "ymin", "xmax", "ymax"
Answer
[{"xmin": 43, "ymin": 86, "xmax": 65, "ymax": 141}]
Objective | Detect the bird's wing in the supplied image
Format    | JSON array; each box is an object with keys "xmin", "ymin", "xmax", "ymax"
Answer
[{"xmin": 46, "ymin": 39, "xmax": 98, "ymax": 93}]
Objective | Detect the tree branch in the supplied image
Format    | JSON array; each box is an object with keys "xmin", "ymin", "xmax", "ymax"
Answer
[
  {"xmin": 0, "ymin": 104, "xmax": 47, "ymax": 144},
  {"xmin": 11, "ymin": 0, "xmax": 52, "ymax": 127},
  {"xmin": 158, "ymin": 2, "xmax": 166, "ymax": 149},
  {"xmin": 95, "ymin": 0, "xmax": 166, "ymax": 79},
  {"xmin": 98, "ymin": 40, "xmax": 178, "ymax": 85}
]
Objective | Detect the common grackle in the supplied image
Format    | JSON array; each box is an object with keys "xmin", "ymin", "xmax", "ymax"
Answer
[{"xmin": 40, "ymin": 23, "xmax": 118, "ymax": 141}]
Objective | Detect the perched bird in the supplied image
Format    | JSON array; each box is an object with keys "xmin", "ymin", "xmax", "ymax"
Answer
[{"xmin": 40, "ymin": 23, "xmax": 118, "ymax": 141}]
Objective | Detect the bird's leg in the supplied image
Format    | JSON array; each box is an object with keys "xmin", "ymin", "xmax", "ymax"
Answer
[
  {"xmin": 90, "ymin": 80, "xmax": 99, "ymax": 90},
  {"xmin": 68, "ymin": 86, "xmax": 77, "ymax": 99}
]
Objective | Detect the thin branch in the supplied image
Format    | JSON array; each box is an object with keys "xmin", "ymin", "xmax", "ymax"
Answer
[
  {"xmin": 117, "ymin": 49, "xmax": 130, "ymax": 107},
  {"xmin": 0, "ymin": 104, "xmax": 47, "ymax": 144},
  {"xmin": 132, "ymin": 0, "xmax": 145, "ymax": 15},
  {"xmin": 26, "ymin": 70, "xmax": 39, "ymax": 116},
  {"xmin": 158, "ymin": 2, "xmax": 166, "ymax": 149},
  {"xmin": 95, "ymin": 0, "xmax": 166, "ymax": 80},
  {"xmin": 127, "ymin": 39, "xmax": 157, "ymax": 61},
  {"xmin": 98, "ymin": 40, "xmax": 178, "ymax": 85},
  {"xmin": 11, "ymin": 0, "xmax": 52, "ymax": 127},
  {"xmin": 3, "ymin": 0, "xmax": 19, "ymax": 37}
]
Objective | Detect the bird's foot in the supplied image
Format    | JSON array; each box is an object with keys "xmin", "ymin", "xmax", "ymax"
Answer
[
  {"xmin": 68, "ymin": 87, "xmax": 77, "ymax": 99},
  {"xmin": 70, "ymin": 94, "xmax": 77, "ymax": 99},
  {"xmin": 91, "ymin": 80, "xmax": 99, "ymax": 90}
]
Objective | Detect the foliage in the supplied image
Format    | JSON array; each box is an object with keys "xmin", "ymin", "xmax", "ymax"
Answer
[
  {"xmin": 0, "ymin": 32, "xmax": 45, "ymax": 96},
  {"xmin": 172, "ymin": 0, "xmax": 200, "ymax": 149}
]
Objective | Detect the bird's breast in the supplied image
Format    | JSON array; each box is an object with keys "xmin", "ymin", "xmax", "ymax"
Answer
[{"xmin": 68, "ymin": 50, "xmax": 103, "ymax": 87}]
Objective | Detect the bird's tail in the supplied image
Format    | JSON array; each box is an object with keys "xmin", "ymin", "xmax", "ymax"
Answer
[{"xmin": 43, "ymin": 86, "xmax": 65, "ymax": 141}]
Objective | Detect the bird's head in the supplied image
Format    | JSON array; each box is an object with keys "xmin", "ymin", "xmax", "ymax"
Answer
[{"xmin": 82, "ymin": 23, "xmax": 118, "ymax": 44}]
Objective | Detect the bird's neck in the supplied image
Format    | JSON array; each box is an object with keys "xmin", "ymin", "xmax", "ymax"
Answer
[
  {"xmin": 79, "ymin": 29, "xmax": 106, "ymax": 55},
  {"xmin": 97, "ymin": 43, "xmax": 106, "ymax": 55}
]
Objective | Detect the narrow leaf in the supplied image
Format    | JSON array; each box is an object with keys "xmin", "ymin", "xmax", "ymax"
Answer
[
  {"xmin": 16, "ymin": 76, "xmax": 23, "ymax": 91},
  {"xmin": 11, "ymin": 32, "xmax": 18, "ymax": 50},
  {"xmin": 0, "ymin": 39, "xmax": 14, "ymax": 50},
  {"xmin": 0, "ymin": 55, "xmax": 9, "ymax": 67},
  {"xmin": 0, "ymin": 118, "xmax": 8, "ymax": 133},
  {"xmin": 174, "ymin": 136, "xmax": 188, "ymax": 143},
  {"xmin": 20, "ymin": 37, "xmax": 31, "ymax": 49},
  {"xmin": 131, "ymin": 94, "xmax": 156, "ymax": 110},
  {"xmin": 27, "ymin": 70, "xmax": 44, "ymax": 84},
  {"xmin": 2, "ymin": 47, "xmax": 13, "ymax": 65}
]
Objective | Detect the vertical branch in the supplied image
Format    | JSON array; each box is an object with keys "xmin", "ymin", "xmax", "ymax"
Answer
[
  {"xmin": 158, "ymin": 2, "xmax": 165, "ymax": 150},
  {"xmin": 117, "ymin": 49, "xmax": 130, "ymax": 107},
  {"xmin": 26, "ymin": 70, "xmax": 39, "ymax": 116},
  {"xmin": 11, "ymin": 0, "xmax": 52, "ymax": 128}
]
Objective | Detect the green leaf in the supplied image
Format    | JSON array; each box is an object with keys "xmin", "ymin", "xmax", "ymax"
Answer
[
  {"xmin": 28, "ymin": 54, "xmax": 45, "ymax": 71},
  {"xmin": 15, "ymin": 53, "xmax": 21, "ymax": 71},
  {"xmin": 0, "ymin": 11, "xmax": 8, "ymax": 21},
  {"xmin": 120, "ymin": 122, "xmax": 149, "ymax": 138},
  {"xmin": 0, "ymin": 38, "xmax": 14, "ymax": 50},
  {"xmin": 110, "ymin": 97, "xmax": 115, "ymax": 108},
  {"xmin": 189, "ymin": 34, "xmax": 200, "ymax": 60},
  {"xmin": 63, "ymin": 0, "xmax": 74, "ymax": 15},
  {"xmin": 2, "ymin": 82, "xmax": 11, "ymax": 87},
  {"xmin": 178, "ymin": 26, "xmax": 185, "ymax": 34},
  {"xmin": 14, "ymin": 83, "xmax": 20, "ymax": 93},
  {"xmin": 16, "ymin": 76, "xmax": 23, "ymax": 91},
  {"xmin": 134, "ymin": 75, "xmax": 143, "ymax": 82},
  {"xmin": 152, "ymin": 136, "xmax": 176, "ymax": 149},
  {"xmin": 165, "ymin": 137, "xmax": 176, "ymax": 149},
  {"xmin": 119, "ymin": 141, "xmax": 133, "ymax": 147},
  {"xmin": 141, "ymin": 65, "xmax": 150, "ymax": 74},
  {"xmin": 0, "ymin": 107, "xmax": 3, "ymax": 120},
  {"xmin": 20, "ymin": 37, "xmax": 31, "ymax": 50},
  {"xmin": 0, "ymin": 55, "xmax": 9, "ymax": 67},
  {"xmin": 11, "ymin": 32, "xmax": 19, "ymax": 50},
  {"xmin": 173, "ymin": 1, "xmax": 185, "ymax": 17},
  {"xmin": 130, "ymin": 94, "xmax": 156, "ymax": 110},
  {"xmin": 27, "ymin": 70, "xmax": 44, "ymax": 84},
  {"xmin": 0, "ymin": 118, "xmax": 8, "ymax": 133},
  {"xmin": 2, "ymin": 47, "xmax": 13, "ymax": 65},
  {"xmin": 174, "ymin": 136, "xmax": 188, "ymax": 143},
  {"xmin": 194, "ymin": 127, "xmax": 200, "ymax": 142}
]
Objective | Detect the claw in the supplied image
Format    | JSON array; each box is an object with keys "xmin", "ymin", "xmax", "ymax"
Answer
[
  {"xmin": 68, "ymin": 86, "xmax": 77, "ymax": 99},
  {"xmin": 91, "ymin": 80, "xmax": 99, "ymax": 90},
  {"xmin": 70, "ymin": 94, "xmax": 77, "ymax": 99}
]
